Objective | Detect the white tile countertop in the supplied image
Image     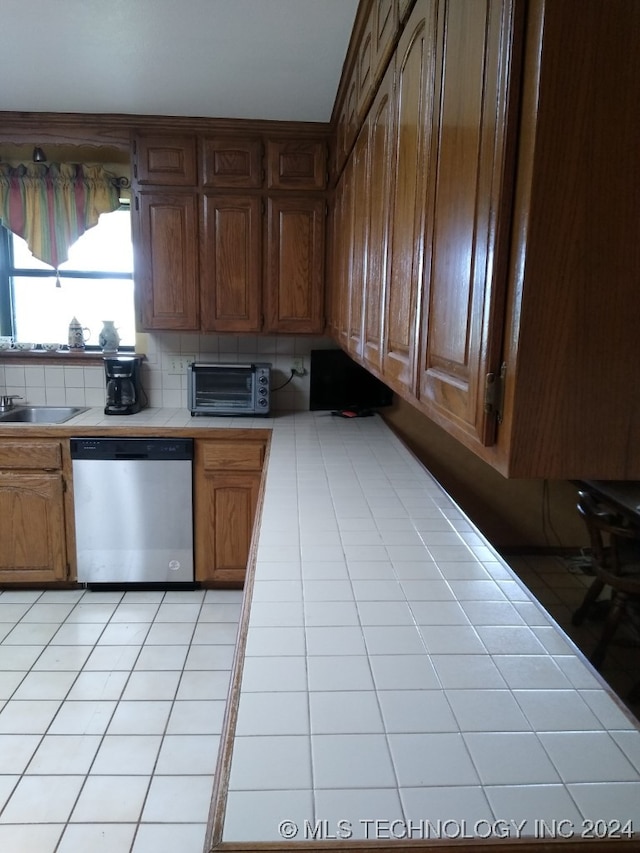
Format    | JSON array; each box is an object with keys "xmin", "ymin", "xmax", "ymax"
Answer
[
  {"xmin": 4, "ymin": 407, "xmax": 640, "ymax": 848},
  {"xmin": 204, "ymin": 411, "xmax": 640, "ymax": 848}
]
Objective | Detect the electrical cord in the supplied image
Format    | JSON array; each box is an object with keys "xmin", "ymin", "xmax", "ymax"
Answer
[{"xmin": 271, "ymin": 369, "xmax": 295, "ymax": 392}]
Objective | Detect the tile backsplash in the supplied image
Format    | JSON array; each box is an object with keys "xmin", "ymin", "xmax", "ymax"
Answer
[{"xmin": 0, "ymin": 332, "xmax": 338, "ymax": 411}]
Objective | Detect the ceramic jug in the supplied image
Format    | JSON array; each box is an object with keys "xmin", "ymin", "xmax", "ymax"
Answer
[
  {"xmin": 98, "ymin": 320, "xmax": 120, "ymax": 354},
  {"xmin": 68, "ymin": 317, "xmax": 90, "ymax": 350}
]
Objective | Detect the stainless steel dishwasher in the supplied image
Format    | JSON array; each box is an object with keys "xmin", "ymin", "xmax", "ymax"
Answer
[{"xmin": 70, "ymin": 437, "xmax": 194, "ymax": 586}]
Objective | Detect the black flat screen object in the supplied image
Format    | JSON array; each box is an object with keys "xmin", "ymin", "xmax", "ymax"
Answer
[{"xmin": 309, "ymin": 349, "xmax": 393, "ymax": 411}]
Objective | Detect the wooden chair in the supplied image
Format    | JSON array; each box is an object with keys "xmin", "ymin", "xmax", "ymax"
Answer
[{"xmin": 572, "ymin": 490, "xmax": 640, "ymax": 703}]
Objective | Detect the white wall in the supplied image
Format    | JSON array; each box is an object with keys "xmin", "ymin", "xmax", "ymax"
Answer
[{"xmin": 0, "ymin": 332, "xmax": 337, "ymax": 411}]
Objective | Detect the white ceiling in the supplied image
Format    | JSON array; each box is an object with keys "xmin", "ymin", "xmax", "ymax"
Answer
[{"xmin": 1, "ymin": 0, "xmax": 359, "ymax": 123}]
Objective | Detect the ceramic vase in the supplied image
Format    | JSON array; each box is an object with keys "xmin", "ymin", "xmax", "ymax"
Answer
[{"xmin": 98, "ymin": 320, "xmax": 120, "ymax": 354}]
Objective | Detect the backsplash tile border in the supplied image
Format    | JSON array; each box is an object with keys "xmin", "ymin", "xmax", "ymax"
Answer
[{"xmin": 0, "ymin": 332, "xmax": 338, "ymax": 412}]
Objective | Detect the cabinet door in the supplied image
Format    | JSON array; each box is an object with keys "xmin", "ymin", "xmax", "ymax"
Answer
[
  {"xmin": 382, "ymin": 0, "xmax": 437, "ymax": 389},
  {"xmin": 356, "ymin": 11, "xmax": 374, "ymax": 117},
  {"xmin": 334, "ymin": 157, "xmax": 354, "ymax": 349},
  {"xmin": 194, "ymin": 438, "xmax": 265, "ymax": 585},
  {"xmin": 372, "ymin": 0, "xmax": 399, "ymax": 83},
  {"xmin": 363, "ymin": 64, "xmax": 394, "ymax": 370},
  {"xmin": 0, "ymin": 472, "xmax": 67, "ymax": 583},
  {"xmin": 134, "ymin": 191, "xmax": 199, "ymax": 330},
  {"xmin": 327, "ymin": 163, "xmax": 351, "ymax": 347},
  {"xmin": 195, "ymin": 472, "xmax": 260, "ymax": 585},
  {"xmin": 267, "ymin": 139, "xmax": 327, "ymax": 190},
  {"xmin": 418, "ymin": 0, "xmax": 518, "ymax": 447},
  {"xmin": 266, "ymin": 140, "xmax": 327, "ymax": 190},
  {"xmin": 202, "ymin": 137, "xmax": 263, "ymax": 188},
  {"xmin": 348, "ymin": 123, "xmax": 370, "ymax": 358},
  {"xmin": 201, "ymin": 194, "xmax": 262, "ymax": 332},
  {"xmin": 134, "ymin": 134, "xmax": 197, "ymax": 185},
  {"xmin": 265, "ymin": 197, "xmax": 325, "ymax": 333}
]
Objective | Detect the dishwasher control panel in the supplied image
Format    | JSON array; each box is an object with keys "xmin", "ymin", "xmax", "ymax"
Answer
[{"xmin": 70, "ymin": 437, "xmax": 193, "ymax": 461}]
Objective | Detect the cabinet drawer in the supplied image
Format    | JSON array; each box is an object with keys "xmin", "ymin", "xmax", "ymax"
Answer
[
  {"xmin": 0, "ymin": 440, "xmax": 62, "ymax": 470},
  {"xmin": 199, "ymin": 441, "xmax": 265, "ymax": 471}
]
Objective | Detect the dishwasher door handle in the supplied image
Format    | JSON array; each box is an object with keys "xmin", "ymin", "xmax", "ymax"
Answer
[{"xmin": 114, "ymin": 453, "xmax": 149, "ymax": 460}]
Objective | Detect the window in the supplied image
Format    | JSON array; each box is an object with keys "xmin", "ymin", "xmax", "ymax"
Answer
[{"xmin": 0, "ymin": 207, "xmax": 135, "ymax": 348}]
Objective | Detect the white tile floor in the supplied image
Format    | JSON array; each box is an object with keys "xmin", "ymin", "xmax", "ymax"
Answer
[{"xmin": 0, "ymin": 587, "xmax": 241, "ymax": 853}]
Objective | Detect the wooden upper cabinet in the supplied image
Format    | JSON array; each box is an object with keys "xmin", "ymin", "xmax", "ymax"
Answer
[
  {"xmin": 265, "ymin": 196, "xmax": 325, "ymax": 333},
  {"xmin": 200, "ymin": 194, "xmax": 262, "ymax": 333},
  {"xmin": 134, "ymin": 191, "xmax": 199, "ymax": 330},
  {"xmin": 363, "ymin": 63, "xmax": 394, "ymax": 370},
  {"xmin": 266, "ymin": 139, "xmax": 327, "ymax": 190},
  {"xmin": 418, "ymin": 0, "xmax": 519, "ymax": 448},
  {"xmin": 382, "ymin": 0, "xmax": 437, "ymax": 390},
  {"xmin": 134, "ymin": 133, "xmax": 197, "ymax": 185},
  {"xmin": 202, "ymin": 136, "xmax": 263, "ymax": 188}
]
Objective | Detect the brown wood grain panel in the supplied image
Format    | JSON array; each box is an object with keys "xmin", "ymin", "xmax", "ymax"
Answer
[
  {"xmin": 201, "ymin": 441, "xmax": 265, "ymax": 472},
  {"xmin": 382, "ymin": 0, "xmax": 437, "ymax": 390},
  {"xmin": 419, "ymin": 0, "xmax": 517, "ymax": 448},
  {"xmin": 265, "ymin": 197, "xmax": 325, "ymax": 333},
  {"xmin": 373, "ymin": 0, "xmax": 399, "ymax": 82},
  {"xmin": 201, "ymin": 194, "xmax": 261, "ymax": 332},
  {"xmin": 134, "ymin": 133, "xmax": 197, "ymax": 185},
  {"xmin": 356, "ymin": 14, "xmax": 374, "ymax": 117},
  {"xmin": 202, "ymin": 137, "xmax": 263, "ymax": 188},
  {"xmin": 348, "ymin": 124, "xmax": 370, "ymax": 357},
  {"xmin": 266, "ymin": 139, "xmax": 326, "ymax": 190},
  {"xmin": 0, "ymin": 440, "xmax": 61, "ymax": 469},
  {"xmin": 135, "ymin": 192, "xmax": 199, "ymax": 330},
  {"xmin": 363, "ymin": 64, "xmax": 394, "ymax": 370},
  {"xmin": 0, "ymin": 472, "xmax": 67, "ymax": 582}
]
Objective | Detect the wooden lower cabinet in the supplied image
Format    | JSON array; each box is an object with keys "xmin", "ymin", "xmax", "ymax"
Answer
[
  {"xmin": 194, "ymin": 438, "xmax": 267, "ymax": 585},
  {"xmin": 0, "ymin": 440, "xmax": 69, "ymax": 583}
]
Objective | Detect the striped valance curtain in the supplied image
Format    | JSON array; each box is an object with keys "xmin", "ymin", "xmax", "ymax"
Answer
[{"xmin": 0, "ymin": 162, "xmax": 120, "ymax": 282}]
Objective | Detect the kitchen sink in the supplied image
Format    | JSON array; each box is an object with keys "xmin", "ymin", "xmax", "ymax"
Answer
[{"xmin": 0, "ymin": 406, "xmax": 88, "ymax": 424}]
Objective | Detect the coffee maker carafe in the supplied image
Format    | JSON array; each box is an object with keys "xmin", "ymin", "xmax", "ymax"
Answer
[{"xmin": 104, "ymin": 356, "xmax": 144, "ymax": 415}]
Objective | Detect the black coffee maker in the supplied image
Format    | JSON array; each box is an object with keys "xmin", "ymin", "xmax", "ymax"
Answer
[{"xmin": 104, "ymin": 356, "xmax": 145, "ymax": 415}]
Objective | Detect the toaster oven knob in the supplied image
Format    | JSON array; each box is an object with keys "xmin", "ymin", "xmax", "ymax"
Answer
[
  {"xmin": 259, "ymin": 387, "xmax": 267, "ymax": 395},
  {"xmin": 259, "ymin": 375, "xmax": 268, "ymax": 384},
  {"xmin": 258, "ymin": 398, "xmax": 268, "ymax": 407}
]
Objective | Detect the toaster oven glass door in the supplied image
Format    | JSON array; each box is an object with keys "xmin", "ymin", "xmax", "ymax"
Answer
[{"xmin": 193, "ymin": 366, "xmax": 254, "ymax": 411}]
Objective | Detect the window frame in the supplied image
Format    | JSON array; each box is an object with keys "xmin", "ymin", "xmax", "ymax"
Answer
[{"xmin": 0, "ymin": 214, "xmax": 135, "ymax": 350}]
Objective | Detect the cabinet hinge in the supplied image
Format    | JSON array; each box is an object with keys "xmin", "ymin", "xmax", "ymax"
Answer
[
  {"xmin": 484, "ymin": 362, "xmax": 506, "ymax": 424},
  {"xmin": 135, "ymin": 195, "xmax": 139, "ymax": 211},
  {"xmin": 133, "ymin": 163, "xmax": 138, "ymax": 180}
]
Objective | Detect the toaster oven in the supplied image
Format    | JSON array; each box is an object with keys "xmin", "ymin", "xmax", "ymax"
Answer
[{"xmin": 187, "ymin": 362, "xmax": 271, "ymax": 416}]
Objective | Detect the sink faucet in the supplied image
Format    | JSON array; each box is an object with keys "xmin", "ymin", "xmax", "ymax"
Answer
[{"xmin": 0, "ymin": 395, "xmax": 23, "ymax": 412}]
